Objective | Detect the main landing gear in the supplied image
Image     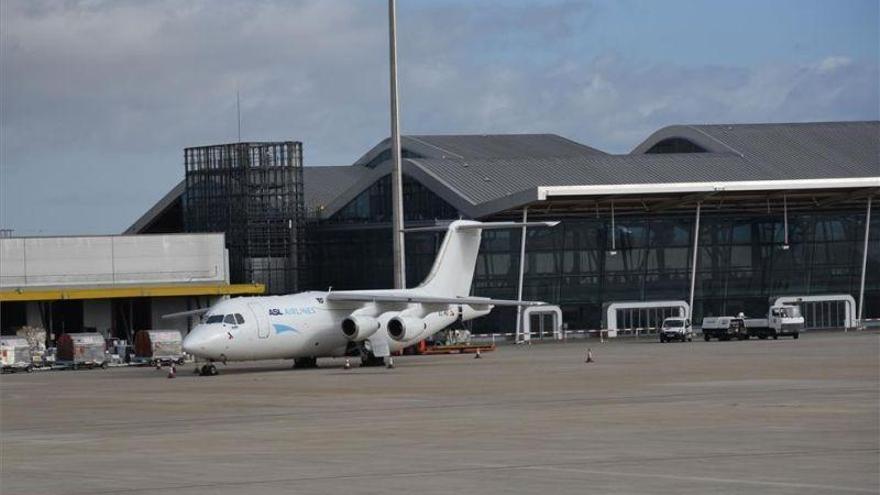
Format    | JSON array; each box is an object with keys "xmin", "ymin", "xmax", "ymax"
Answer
[
  {"xmin": 360, "ymin": 353, "xmax": 386, "ymax": 367},
  {"xmin": 195, "ymin": 363, "xmax": 218, "ymax": 376},
  {"xmin": 292, "ymin": 357, "xmax": 318, "ymax": 369},
  {"xmin": 354, "ymin": 340, "xmax": 387, "ymax": 368}
]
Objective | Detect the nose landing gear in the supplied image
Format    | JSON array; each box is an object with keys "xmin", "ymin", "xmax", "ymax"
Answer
[{"xmin": 195, "ymin": 363, "xmax": 219, "ymax": 376}]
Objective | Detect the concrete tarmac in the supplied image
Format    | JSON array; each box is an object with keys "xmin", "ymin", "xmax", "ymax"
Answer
[{"xmin": 1, "ymin": 331, "xmax": 878, "ymax": 495}]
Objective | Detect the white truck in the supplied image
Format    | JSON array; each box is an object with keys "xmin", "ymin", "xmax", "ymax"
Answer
[
  {"xmin": 658, "ymin": 317, "xmax": 693, "ymax": 343},
  {"xmin": 743, "ymin": 305, "xmax": 804, "ymax": 339},
  {"xmin": 700, "ymin": 316, "xmax": 748, "ymax": 341}
]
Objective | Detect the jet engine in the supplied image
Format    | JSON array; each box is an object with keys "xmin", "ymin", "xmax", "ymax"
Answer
[
  {"xmin": 341, "ymin": 316, "xmax": 381, "ymax": 341},
  {"xmin": 387, "ymin": 316, "xmax": 428, "ymax": 342}
]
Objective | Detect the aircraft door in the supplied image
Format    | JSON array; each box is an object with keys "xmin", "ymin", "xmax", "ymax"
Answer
[{"xmin": 247, "ymin": 302, "xmax": 271, "ymax": 339}]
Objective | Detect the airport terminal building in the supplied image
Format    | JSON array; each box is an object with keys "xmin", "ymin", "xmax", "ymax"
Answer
[
  {"xmin": 6, "ymin": 121, "xmax": 875, "ymax": 337},
  {"xmin": 122, "ymin": 120, "xmax": 879, "ymax": 335}
]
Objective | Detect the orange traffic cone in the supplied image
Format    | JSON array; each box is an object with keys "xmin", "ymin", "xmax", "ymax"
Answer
[
  {"xmin": 167, "ymin": 364, "xmax": 176, "ymax": 378},
  {"xmin": 585, "ymin": 348, "xmax": 594, "ymax": 364},
  {"xmin": 474, "ymin": 348, "xmax": 482, "ymax": 359},
  {"xmin": 344, "ymin": 359, "xmax": 352, "ymax": 370}
]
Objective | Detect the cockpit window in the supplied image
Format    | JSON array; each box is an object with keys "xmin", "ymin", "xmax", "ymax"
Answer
[
  {"xmin": 223, "ymin": 314, "xmax": 237, "ymax": 325},
  {"xmin": 205, "ymin": 315, "xmax": 224, "ymax": 324},
  {"xmin": 234, "ymin": 313, "xmax": 245, "ymax": 324}
]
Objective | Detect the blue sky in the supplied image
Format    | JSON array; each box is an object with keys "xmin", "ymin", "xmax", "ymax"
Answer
[
  {"xmin": 400, "ymin": 0, "xmax": 878, "ymax": 65},
  {"xmin": 1, "ymin": 0, "xmax": 877, "ymax": 234},
  {"xmin": 586, "ymin": 0, "xmax": 877, "ymax": 65}
]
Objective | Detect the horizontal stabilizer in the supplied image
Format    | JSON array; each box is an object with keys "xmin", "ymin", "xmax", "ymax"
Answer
[
  {"xmin": 326, "ymin": 291, "xmax": 545, "ymax": 307},
  {"xmin": 403, "ymin": 221, "xmax": 559, "ymax": 233}
]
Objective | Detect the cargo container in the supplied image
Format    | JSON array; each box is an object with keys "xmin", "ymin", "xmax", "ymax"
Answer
[
  {"xmin": 56, "ymin": 333, "xmax": 107, "ymax": 369},
  {"xmin": 133, "ymin": 330, "xmax": 185, "ymax": 366},
  {"xmin": 1, "ymin": 337, "xmax": 33, "ymax": 373}
]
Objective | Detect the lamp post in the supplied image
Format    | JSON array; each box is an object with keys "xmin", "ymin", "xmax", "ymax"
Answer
[{"xmin": 388, "ymin": 0, "xmax": 406, "ymax": 289}]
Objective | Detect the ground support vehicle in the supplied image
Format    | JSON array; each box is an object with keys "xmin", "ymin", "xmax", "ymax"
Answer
[
  {"xmin": 658, "ymin": 317, "xmax": 693, "ymax": 342},
  {"xmin": 700, "ymin": 317, "xmax": 748, "ymax": 341},
  {"xmin": 744, "ymin": 305, "xmax": 804, "ymax": 339}
]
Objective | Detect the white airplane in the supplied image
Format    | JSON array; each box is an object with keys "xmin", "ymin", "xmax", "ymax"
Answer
[{"xmin": 177, "ymin": 220, "xmax": 557, "ymax": 375}]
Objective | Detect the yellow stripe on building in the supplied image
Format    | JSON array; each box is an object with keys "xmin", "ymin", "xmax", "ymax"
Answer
[{"xmin": 0, "ymin": 283, "xmax": 265, "ymax": 302}]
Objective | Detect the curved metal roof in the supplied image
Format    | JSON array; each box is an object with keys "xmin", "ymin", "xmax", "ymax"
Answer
[
  {"xmin": 127, "ymin": 122, "xmax": 879, "ymax": 231},
  {"xmin": 303, "ymin": 165, "xmax": 372, "ymax": 214},
  {"xmin": 353, "ymin": 133, "xmax": 606, "ymax": 167},
  {"xmin": 632, "ymin": 121, "xmax": 878, "ymax": 174},
  {"xmin": 320, "ymin": 122, "xmax": 879, "ymax": 220}
]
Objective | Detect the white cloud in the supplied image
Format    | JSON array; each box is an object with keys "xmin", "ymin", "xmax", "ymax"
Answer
[
  {"xmin": 0, "ymin": 1, "xmax": 877, "ymax": 234},
  {"xmin": 816, "ymin": 56, "xmax": 853, "ymax": 74}
]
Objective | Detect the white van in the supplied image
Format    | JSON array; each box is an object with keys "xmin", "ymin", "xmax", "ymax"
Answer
[{"xmin": 659, "ymin": 317, "xmax": 693, "ymax": 343}]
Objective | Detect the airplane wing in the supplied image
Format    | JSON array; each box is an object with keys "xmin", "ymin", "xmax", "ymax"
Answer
[
  {"xmin": 161, "ymin": 308, "xmax": 211, "ymax": 320},
  {"xmin": 325, "ymin": 292, "xmax": 546, "ymax": 307}
]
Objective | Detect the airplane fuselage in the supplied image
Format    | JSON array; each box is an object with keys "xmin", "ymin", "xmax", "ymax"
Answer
[
  {"xmin": 180, "ymin": 220, "xmax": 555, "ymax": 369},
  {"xmin": 182, "ymin": 291, "xmax": 489, "ymax": 362}
]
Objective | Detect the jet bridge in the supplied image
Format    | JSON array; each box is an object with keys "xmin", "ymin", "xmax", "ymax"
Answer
[
  {"xmin": 603, "ymin": 300, "xmax": 690, "ymax": 337},
  {"xmin": 517, "ymin": 305, "xmax": 563, "ymax": 342}
]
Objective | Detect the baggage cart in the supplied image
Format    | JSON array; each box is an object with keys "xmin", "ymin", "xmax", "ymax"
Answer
[
  {"xmin": 56, "ymin": 333, "xmax": 107, "ymax": 369},
  {"xmin": 1, "ymin": 337, "xmax": 33, "ymax": 373},
  {"xmin": 133, "ymin": 330, "xmax": 185, "ymax": 366}
]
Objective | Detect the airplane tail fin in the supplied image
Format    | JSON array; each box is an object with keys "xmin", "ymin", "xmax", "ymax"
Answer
[{"xmin": 408, "ymin": 220, "xmax": 558, "ymax": 297}]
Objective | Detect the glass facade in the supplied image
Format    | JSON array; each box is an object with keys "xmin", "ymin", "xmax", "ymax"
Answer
[
  {"xmin": 471, "ymin": 211, "xmax": 879, "ymax": 332},
  {"xmin": 307, "ymin": 174, "xmax": 879, "ymax": 333},
  {"xmin": 332, "ymin": 175, "xmax": 457, "ymax": 224},
  {"xmin": 307, "ymin": 175, "xmax": 454, "ymax": 289}
]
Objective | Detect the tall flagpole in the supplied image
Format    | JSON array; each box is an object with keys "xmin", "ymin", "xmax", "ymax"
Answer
[{"xmin": 388, "ymin": 0, "xmax": 406, "ymax": 288}]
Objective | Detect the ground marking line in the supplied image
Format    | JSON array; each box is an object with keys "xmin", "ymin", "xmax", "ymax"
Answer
[
  {"xmin": 43, "ymin": 449, "xmax": 880, "ymax": 495},
  {"xmin": 4, "ymin": 385, "xmax": 869, "ymax": 434},
  {"xmin": 525, "ymin": 465, "xmax": 876, "ymax": 493}
]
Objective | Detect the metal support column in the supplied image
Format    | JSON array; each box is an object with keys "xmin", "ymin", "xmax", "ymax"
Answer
[
  {"xmin": 782, "ymin": 194, "xmax": 790, "ymax": 249},
  {"xmin": 688, "ymin": 202, "xmax": 702, "ymax": 321},
  {"xmin": 609, "ymin": 200, "xmax": 617, "ymax": 254},
  {"xmin": 515, "ymin": 207, "xmax": 529, "ymax": 343},
  {"xmin": 388, "ymin": 0, "xmax": 406, "ymax": 289},
  {"xmin": 858, "ymin": 196, "xmax": 872, "ymax": 328}
]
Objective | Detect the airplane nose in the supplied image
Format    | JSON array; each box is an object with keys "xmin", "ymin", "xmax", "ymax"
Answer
[
  {"xmin": 183, "ymin": 327, "xmax": 209, "ymax": 355},
  {"xmin": 182, "ymin": 333, "xmax": 198, "ymax": 355}
]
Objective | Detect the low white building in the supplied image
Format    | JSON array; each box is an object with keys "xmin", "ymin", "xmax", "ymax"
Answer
[{"xmin": 0, "ymin": 233, "xmax": 263, "ymax": 341}]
